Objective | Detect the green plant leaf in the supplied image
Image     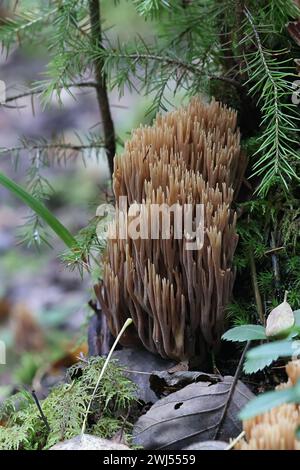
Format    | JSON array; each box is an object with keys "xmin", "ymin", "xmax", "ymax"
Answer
[
  {"xmin": 243, "ymin": 339, "xmax": 300, "ymax": 374},
  {"xmin": 239, "ymin": 379, "xmax": 300, "ymax": 421},
  {"xmin": 0, "ymin": 171, "xmax": 77, "ymax": 249},
  {"xmin": 294, "ymin": 310, "xmax": 300, "ymax": 327},
  {"xmin": 243, "ymin": 356, "xmax": 276, "ymax": 374},
  {"xmin": 222, "ymin": 325, "xmax": 267, "ymax": 342},
  {"xmin": 296, "ymin": 425, "xmax": 300, "ymax": 440}
]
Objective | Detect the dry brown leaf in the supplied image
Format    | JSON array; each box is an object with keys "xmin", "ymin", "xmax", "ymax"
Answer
[
  {"xmin": 133, "ymin": 376, "xmax": 254, "ymax": 450},
  {"xmin": 266, "ymin": 296, "xmax": 294, "ymax": 337},
  {"xmin": 12, "ymin": 303, "xmax": 45, "ymax": 352}
]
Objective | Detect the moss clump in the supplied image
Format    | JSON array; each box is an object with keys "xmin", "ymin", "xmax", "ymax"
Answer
[{"xmin": 0, "ymin": 357, "xmax": 136, "ymax": 450}]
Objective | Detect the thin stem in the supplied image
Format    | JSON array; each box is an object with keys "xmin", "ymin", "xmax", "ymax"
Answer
[
  {"xmin": 225, "ymin": 431, "xmax": 246, "ymax": 450},
  {"xmin": 89, "ymin": 0, "xmax": 116, "ymax": 178},
  {"xmin": 81, "ymin": 318, "xmax": 133, "ymax": 435},
  {"xmin": 214, "ymin": 341, "xmax": 250, "ymax": 440},
  {"xmin": 1, "ymin": 81, "xmax": 98, "ymax": 106},
  {"xmin": 249, "ymin": 250, "xmax": 265, "ymax": 325},
  {"xmin": 31, "ymin": 390, "xmax": 51, "ymax": 433},
  {"xmin": 0, "ymin": 142, "xmax": 105, "ymax": 155}
]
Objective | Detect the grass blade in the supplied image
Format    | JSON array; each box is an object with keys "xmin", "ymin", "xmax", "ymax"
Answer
[{"xmin": 0, "ymin": 171, "xmax": 77, "ymax": 249}]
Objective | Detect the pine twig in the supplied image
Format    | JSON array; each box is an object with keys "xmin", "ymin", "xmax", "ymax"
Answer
[
  {"xmin": 0, "ymin": 142, "xmax": 105, "ymax": 155},
  {"xmin": 1, "ymin": 81, "xmax": 98, "ymax": 106},
  {"xmin": 109, "ymin": 51, "xmax": 242, "ymax": 89}
]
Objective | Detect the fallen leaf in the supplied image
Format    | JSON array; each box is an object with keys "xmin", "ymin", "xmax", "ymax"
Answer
[
  {"xmin": 167, "ymin": 361, "xmax": 189, "ymax": 373},
  {"xmin": 0, "ymin": 298, "xmax": 11, "ymax": 323},
  {"xmin": 133, "ymin": 376, "xmax": 254, "ymax": 450},
  {"xmin": 12, "ymin": 303, "xmax": 45, "ymax": 352},
  {"xmin": 266, "ymin": 298, "xmax": 294, "ymax": 337},
  {"xmin": 112, "ymin": 348, "xmax": 175, "ymax": 403},
  {"xmin": 50, "ymin": 434, "xmax": 130, "ymax": 450},
  {"xmin": 150, "ymin": 370, "xmax": 221, "ymax": 397}
]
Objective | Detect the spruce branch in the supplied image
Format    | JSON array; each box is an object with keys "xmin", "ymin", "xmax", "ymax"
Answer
[
  {"xmin": 1, "ymin": 81, "xmax": 98, "ymax": 106},
  {"xmin": 118, "ymin": 51, "xmax": 242, "ymax": 89},
  {"xmin": 0, "ymin": 5, "xmax": 59, "ymax": 50},
  {"xmin": 0, "ymin": 141, "xmax": 105, "ymax": 156},
  {"xmin": 89, "ymin": 0, "xmax": 116, "ymax": 178},
  {"xmin": 243, "ymin": 7, "xmax": 300, "ymax": 195}
]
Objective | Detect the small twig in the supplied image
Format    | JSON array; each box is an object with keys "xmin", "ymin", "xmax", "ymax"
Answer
[
  {"xmin": 1, "ymin": 81, "xmax": 98, "ymax": 106},
  {"xmin": 31, "ymin": 390, "xmax": 50, "ymax": 433},
  {"xmin": 118, "ymin": 406, "xmax": 131, "ymax": 444},
  {"xmin": 264, "ymin": 246, "xmax": 285, "ymax": 255},
  {"xmin": 249, "ymin": 250, "xmax": 265, "ymax": 325},
  {"xmin": 0, "ymin": 142, "xmax": 105, "ymax": 155},
  {"xmin": 123, "ymin": 369, "xmax": 152, "ymax": 375},
  {"xmin": 225, "ymin": 430, "xmax": 246, "ymax": 450},
  {"xmin": 2, "ymin": 83, "xmax": 126, "ymax": 110},
  {"xmin": 214, "ymin": 341, "xmax": 250, "ymax": 440},
  {"xmin": 270, "ymin": 231, "xmax": 280, "ymax": 296}
]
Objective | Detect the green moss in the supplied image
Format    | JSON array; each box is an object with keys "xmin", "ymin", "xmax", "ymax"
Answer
[{"xmin": 0, "ymin": 357, "xmax": 136, "ymax": 450}]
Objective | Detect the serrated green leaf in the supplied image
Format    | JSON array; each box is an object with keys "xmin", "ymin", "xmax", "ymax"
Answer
[
  {"xmin": 243, "ymin": 339, "xmax": 300, "ymax": 374},
  {"xmin": 247, "ymin": 339, "xmax": 300, "ymax": 360},
  {"xmin": 239, "ymin": 380, "xmax": 300, "ymax": 421},
  {"xmin": 222, "ymin": 325, "xmax": 267, "ymax": 342},
  {"xmin": 243, "ymin": 356, "xmax": 275, "ymax": 374},
  {"xmin": 294, "ymin": 310, "xmax": 300, "ymax": 327}
]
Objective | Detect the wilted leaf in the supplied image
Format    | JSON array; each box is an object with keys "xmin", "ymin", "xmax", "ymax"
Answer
[
  {"xmin": 239, "ymin": 379, "xmax": 300, "ymax": 421},
  {"xmin": 133, "ymin": 376, "xmax": 254, "ymax": 450},
  {"xmin": 12, "ymin": 303, "xmax": 45, "ymax": 353},
  {"xmin": 150, "ymin": 371, "xmax": 221, "ymax": 397},
  {"xmin": 222, "ymin": 325, "xmax": 267, "ymax": 342},
  {"xmin": 266, "ymin": 300, "xmax": 294, "ymax": 337},
  {"xmin": 113, "ymin": 348, "xmax": 175, "ymax": 403},
  {"xmin": 50, "ymin": 434, "xmax": 130, "ymax": 450},
  {"xmin": 0, "ymin": 298, "xmax": 10, "ymax": 324}
]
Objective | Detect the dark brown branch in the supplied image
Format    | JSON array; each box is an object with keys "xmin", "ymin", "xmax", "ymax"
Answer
[
  {"xmin": 31, "ymin": 390, "xmax": 50, "ymax": 433},
  {"xmin": 214, "ymin": 340, "xmax": 250, "ymax": 440},
  {"xmin": 89, "ymin": 0, "xmax": 116, "ymax": 178}
]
